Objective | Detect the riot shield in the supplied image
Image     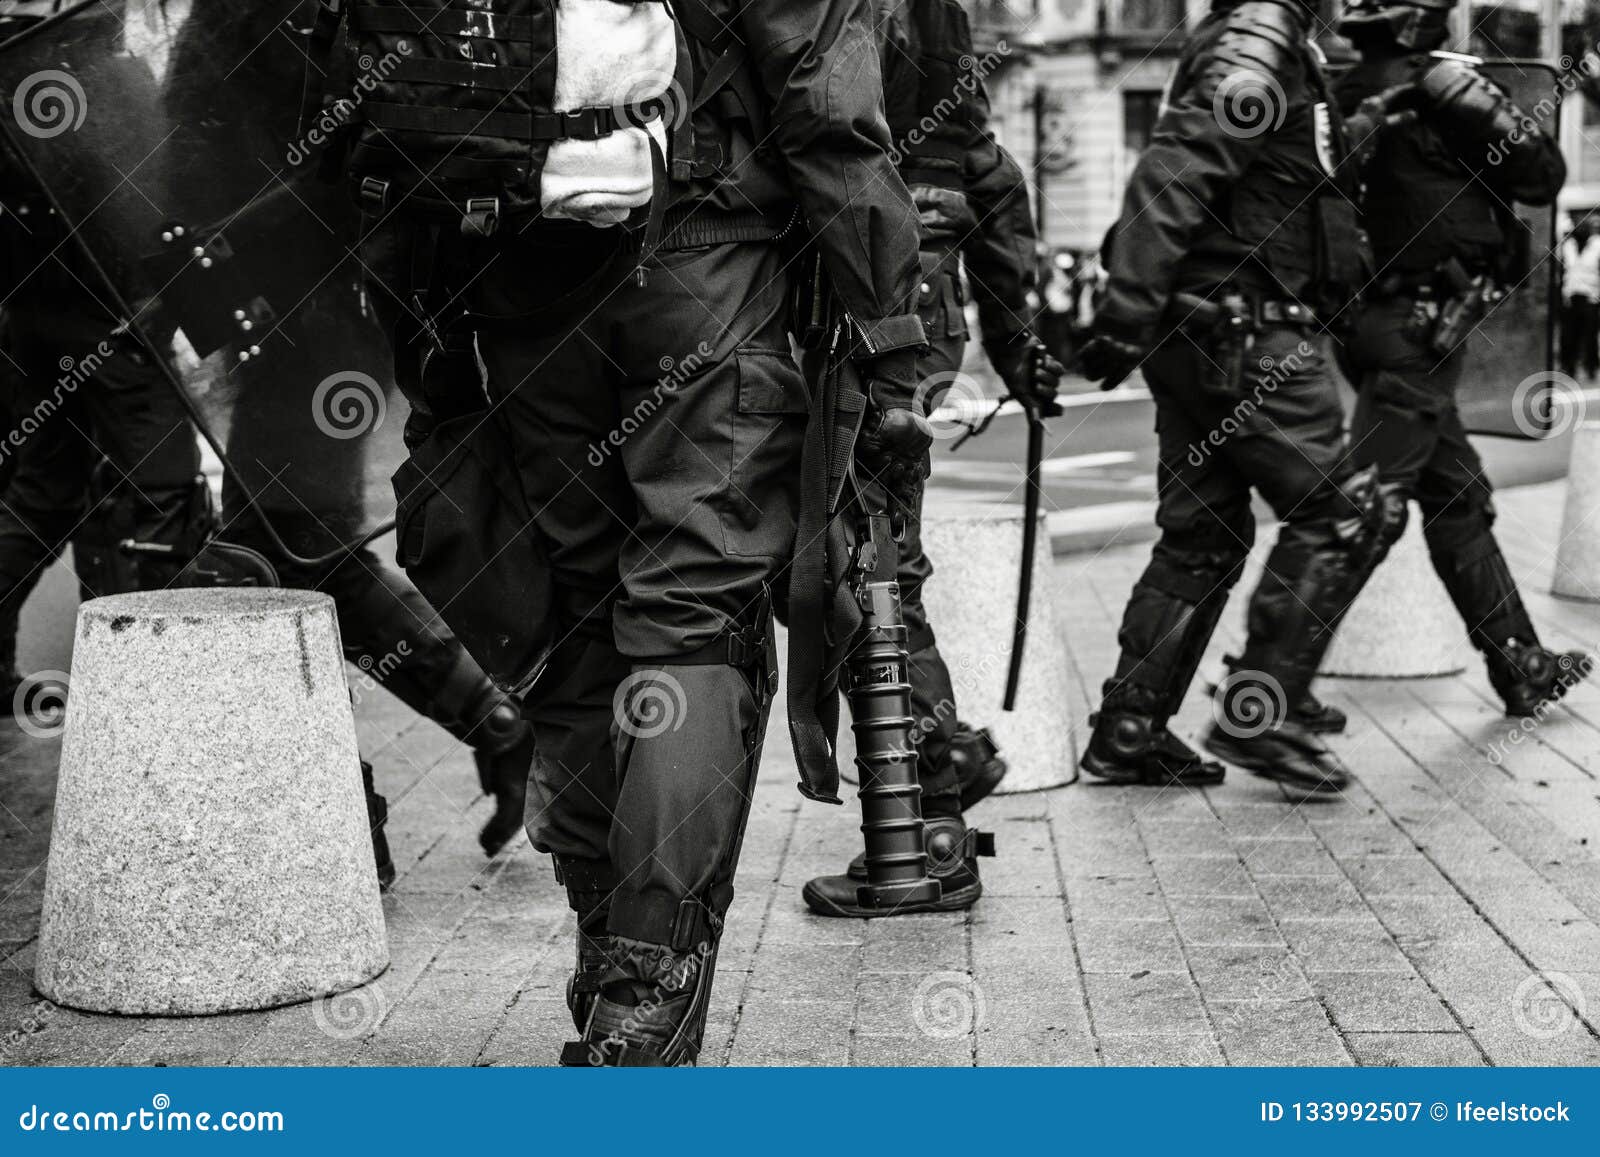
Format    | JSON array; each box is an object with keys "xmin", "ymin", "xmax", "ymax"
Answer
[
  {"xmin": 0, "ymin": 0, "xmax": 406, "ymax": 571},
  {"xmin": 1457, "ymin": 59, "xmax": 1561, "ymax": 438}
]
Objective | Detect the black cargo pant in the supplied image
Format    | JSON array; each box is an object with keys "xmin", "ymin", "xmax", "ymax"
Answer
[
  {"xmin": 901, "ymin": 255, "xmax": 970, "ymax": 820},
  {"xmin": 1343, "ymin": 295, "xmax": 1535, "ymax": 652},
  {"xmin": 470, "ymin": 234, "xmax": 798, "ymax": 949},
  {"xmin": 0, "ymin": 303, "xmax": 197, "ymax": 667},
  {"xmin": 1104, "ymin": 324, "xmax": 1373, "ymax": 723}
]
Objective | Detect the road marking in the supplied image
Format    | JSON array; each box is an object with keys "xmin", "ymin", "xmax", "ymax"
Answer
[
  {"xmin": 931, "ymin": 451, "xmax": 1137, "ymax": 486},
  {"xmin": 930, "ymin": 387, "xmax": 1152, "ymax": 426}
]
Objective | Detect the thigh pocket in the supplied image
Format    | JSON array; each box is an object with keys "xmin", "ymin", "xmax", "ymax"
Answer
[{"xmin": 724, "ymin": 348, "xmax": 807, "ymax": 559}]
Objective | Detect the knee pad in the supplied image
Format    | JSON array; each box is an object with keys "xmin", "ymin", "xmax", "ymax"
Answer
[
  {"xmin": 1294, "ymin": 465, "xmax": 1381, "ymax": 552},
  {"xmin": 1375, "ymin": 481, "xmax": 1410, "ymax": 550},
  {"xmin": 1145, "ymin": 511, "xmax": 1255, "ymax": 604}
]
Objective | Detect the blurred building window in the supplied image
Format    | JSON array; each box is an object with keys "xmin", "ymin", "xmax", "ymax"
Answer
[
  {"xmin": 1123, "ymin": 90, "xmax": 1162, "ymax": 155},
  {"xmin": 1116, "ymin": 0, "xmax": 1187, "ymax": 34}
]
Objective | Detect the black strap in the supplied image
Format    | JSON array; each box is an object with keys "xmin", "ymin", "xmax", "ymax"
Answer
[
  {"xmin": 366, "ymin": 101, "xmax": 657, "ymax": 143},
  {"xmin": 354, "ymin": 5, "xmax": 537, "ymax": 38},
  {"xmin": 388, "ymin": 57, "xmax": 534, "ymax": 92},
  {"xmin": 296, "ymin": 0, "xmax": 346, "ymax": 139}
]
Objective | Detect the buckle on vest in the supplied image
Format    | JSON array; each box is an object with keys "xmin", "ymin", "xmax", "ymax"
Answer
[
  {"xmin": 559, "ymin": 107, "xmax": 611, "ymax": 141},
  {"xmin": 460, "ymin": 197, "xmax": 500, "ymax": 238},
  {"xmin": 358, "ymin": 176, "xmax": 389, "ymax": 211}
]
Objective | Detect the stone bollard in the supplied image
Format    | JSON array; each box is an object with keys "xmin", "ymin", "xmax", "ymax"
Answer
[
  {"xmin": 916, "ymin": 501, "xmax": 1077, "ymax": 791},
  {"xmin": 1318, "ymin": 516, "xmax": 1468, "ymax": 678},
  {"xmin": 1554, "ymin": 420, "xmax": 1600, "ymax": 602},
  {"xmin": 34, "ymin": 589, "xmax": 388, "ymax": 1015}
]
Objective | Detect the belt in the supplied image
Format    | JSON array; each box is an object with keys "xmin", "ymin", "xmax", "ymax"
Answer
[
  {"xmin": 657, "ymin": 205, "xmax": 798, "ymax": 251},
  {"xmin": 1167, "ymin": 292, "xmax": 1317, "ymax": 332}
]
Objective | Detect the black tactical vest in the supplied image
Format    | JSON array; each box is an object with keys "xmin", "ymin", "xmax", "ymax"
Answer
[{"xmin": 1339, "ymin": 53, "xmax": 1506, "ymax": 275}]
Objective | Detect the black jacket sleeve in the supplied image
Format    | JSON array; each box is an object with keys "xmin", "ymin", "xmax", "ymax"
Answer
[
  {"xmin": 963, "ymin": 130, "xmax": 1039, "ymax": 361},
  {"xmin": 1419, "ymin": 57, "xmax": 1566, "ymax": 206},
  {"xmin": 740, "ymin": 0, "xmax": 923, "ymax": 356},
  {"xmin": 1096, "ymin": 0, "xmax": 1305, "ymax": 343}
]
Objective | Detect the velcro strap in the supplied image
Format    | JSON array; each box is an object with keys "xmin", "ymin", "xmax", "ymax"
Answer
[
  {"xmin": 854, "ymin": 314, "xmax": 927, "ymax": 357},
  {"xmin": 354, "ymin": 5, "xmax": 536, "ymax": 38},
  {"xmin": 966, "ymin": 830, "xmax": 997, "ymax": 859},
  {"xmin": 560, "ymin": 1039, "xmax": 669, "ymax": 1067}
]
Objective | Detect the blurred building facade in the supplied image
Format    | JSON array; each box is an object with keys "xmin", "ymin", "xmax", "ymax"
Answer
[{"xmin": 966, "ymin": 0, "xmax": 1591, "ymax": 249}]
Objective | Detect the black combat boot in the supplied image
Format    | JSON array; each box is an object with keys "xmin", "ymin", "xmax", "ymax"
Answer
[
  {"xmin": 554, "ymin": 857, "xmax": 617, "ymax": 1032},
  {"xmin": 950, "ymin": 723, "xmax": 1008, "ymax": 810},
  {"xmin": 360, "ymin": 761, "xmax": 396, "ymax": 890},
  {"xmin": 561, "ymin": 934, "xmax": 719, "ymax": 1066},
  {"xmin": 1218, "ymin": 655, "xmax": 1347, "ymax": 734},
  {"xmin": 1485, "ymin": 639, "xmax": 1592, "ymax": 717},
  {"xmin": 1201, "ymin": 671, "xmax": 1349, "ymax": 795},
  {"xmin": 1080, "ymin": 687, "xmax": 1225, "ymax": 786},
  {"xmin": 803, "ymin": 816, "xmax": 995, "ymax": 917}
]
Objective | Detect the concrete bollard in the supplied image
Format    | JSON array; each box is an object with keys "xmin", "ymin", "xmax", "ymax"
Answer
[
  {"xmin": 1554, "ymin": 420, "xmax": 1600, "ymax": 602},
  {"xmin": 1318, "ymin": 516, "xmax": 1469, "ymax": 678},
  {"xmin": 916, "ymin": 501, "xmax": 1077, "ymax": 791},
  {"xmin": 34, "ymin": 589, "xmax": 388, "ymax": 1015}
]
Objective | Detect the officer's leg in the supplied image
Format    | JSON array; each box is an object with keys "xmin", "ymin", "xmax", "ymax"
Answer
[
  {"xmin": 64, "ymin": 317, "xmax": 200, "ymax": 598},
  {"xmin": 0, "ymin": 313, "xmax": 97, "ymax": 700},
  {"xmin": 1417, "ymin": 406, "xmax": 1591, "ymax": 713},
  {"xmin": 1202, "ymin": 329, "xmax": 1379, "ymax": 794},
  {"xmin": 1083, "ymin": 342, "xmax": 1251, "ymax": 786}
]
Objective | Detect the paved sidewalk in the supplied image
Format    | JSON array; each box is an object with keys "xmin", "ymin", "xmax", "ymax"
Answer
[{"xmin": 2, "ymin": 482, "xmax": 1599, "ymax": 1066}]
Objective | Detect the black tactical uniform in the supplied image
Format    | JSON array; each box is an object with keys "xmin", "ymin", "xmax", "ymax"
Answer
[
  {"xmin": 802, "ymin": 0, "xmax": 1061, "ymax": 919},
  {"xmin": 1078, "ymin": 0, "xmax": 1381, "ymax": 795},
  {"xmin": 391, "ymin": 0, "xmax": 923, "ymax": 1064},
  {"xmin": 1333, "ymin": 0, "xmax": 1589, "ymax": 715}
]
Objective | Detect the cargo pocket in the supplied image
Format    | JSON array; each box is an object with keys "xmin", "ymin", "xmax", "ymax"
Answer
[
  {"xmin": 724, "ymin": 348, "xmax": 808, "ymax": 559},
  {"xmin": 393, "ymin": 411, "xmax": 553, "ymax": 693}
]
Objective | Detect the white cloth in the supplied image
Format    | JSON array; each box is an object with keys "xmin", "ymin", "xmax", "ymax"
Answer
[
  {"xmin": 541, "ymin": 0, "xmax": 675, "ymax": 226},
  {"xmin": 1563, "ymin": 234, "xmax": 1600, "ymax": 300}
]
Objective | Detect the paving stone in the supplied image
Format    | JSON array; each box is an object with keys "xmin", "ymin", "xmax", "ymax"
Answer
[
  {"xmin": 1138, "ymin": 820, "xmax": 1235, "ymax": 858},
  {"xmin": 1341, "ymin": 856, "xmax": 1458, "ymax": 898},
  {"xmin": 1209, "ymin": 999, "xmax": 1351, "ymax": 1065},
  {"xmin": 1309, "ymin": 971, "xmax": 1459, "ymax": 1033},
  {"xmin": 1278, "ymin": 918, "xmax": 1414, "ymax": 973},
  {"xmin": 1345, "ymin": 1032, "xmax": 1485, "ymax": 1066},
  {"xmin": 1254, "ymin": 874, "xmax": 1369, "ymax": 920},
  {"xmin": 1152, "ymin": 856, "xmax": 1256, "ymax": 898},
  {"xmin": 1073, "ymin": 919, "xmax": 1186, "ymax": 973},
  {"xmin": 1169, "ymin": 896, "xmax": 1283, "ymax": 947},
  {"xmin": 852, "ymin": 1032, "xmax": 973, "ymax": 1067},
  {"xmin": 1188, "ymin": 946, "xmax": 1313, "ymax": 1002},
  {"xmin": 1065, "ymin": 873, "xmax": 1166, "ymax": 919},
  {"xmin": 1097, "ymin": 1034, "xmax": 1223, "ymax": 1065},
  {"xmin": 1083, "ymin": 972, "xmax": 1209, "ymax": 1036}
]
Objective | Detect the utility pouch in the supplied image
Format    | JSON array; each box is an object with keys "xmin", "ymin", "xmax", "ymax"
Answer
[{"xmin": 1314, "ymin": 196, "xmax": 1373, "ymax": 321}]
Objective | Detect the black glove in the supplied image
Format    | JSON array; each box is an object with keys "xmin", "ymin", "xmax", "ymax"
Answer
[
  {"xmin": 991, "ymin": 332, "xmax": 1066, "ymax": 417},
  {"xmin": 1078, "ymin": 332, "xmax": 1145, "ymax": 391},
  {"xmin": 1343, "ymin": 83, "xmax": 1419, "ymax": 165},
  {"xmin": 855, "ymin": 392, "xmax": 933, "ymax": 517}
]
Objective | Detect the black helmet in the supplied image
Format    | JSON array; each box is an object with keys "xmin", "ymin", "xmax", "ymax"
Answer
[{"xmin": 1338, "ymin": 0, "xmax": 1455, "ymax": 51}]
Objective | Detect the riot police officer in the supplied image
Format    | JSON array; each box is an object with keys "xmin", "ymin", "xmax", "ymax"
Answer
[
  {"xmin": 1077, "ymin": 0, "xmax": 1383, "ymax": 795},
  {"xmin": 801, "ymin": 0, "xmax": 1063, "ymax": 919},
  {"xmin": 1331, "ymin": 0, "xmax": 1589, "ymax": 716},
  {"xmin": 366, "ymin": 0, "xmax": 925, "ymax": 1064}
]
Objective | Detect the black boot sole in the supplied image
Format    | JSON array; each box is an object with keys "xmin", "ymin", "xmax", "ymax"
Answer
[
  {"xmin": 1201, "ymin": 731, "xmax": 1347, "ymax": 795},
  {"xmin": 1079, "ymin": 749, "xmax": 1225, "ymax": 787},
  {"xmin": 802, "ymin": 877, "xmax": 981, "ymax": 918},
  {"xmin": 1502, "ymin": 655, "xmax": 1593, "ymax": 718},
  {"xmin": 1294, "ymin": 711, "xmax": 1347, "ymax": 736}
]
